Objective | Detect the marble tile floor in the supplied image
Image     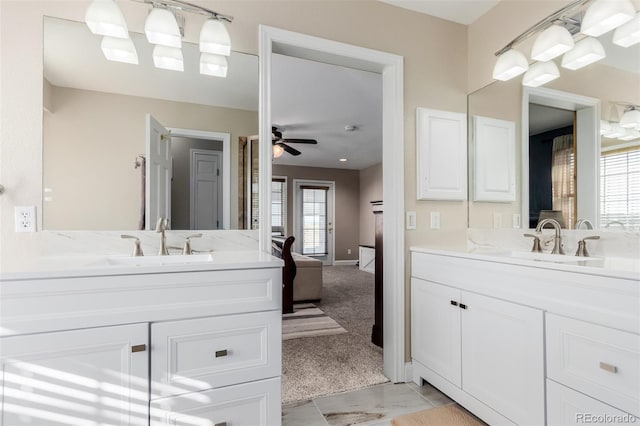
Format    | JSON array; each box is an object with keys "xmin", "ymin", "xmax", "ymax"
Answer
[{"xmin": 282, "ymin": 381, "xmax": 455, "ymax": 426}]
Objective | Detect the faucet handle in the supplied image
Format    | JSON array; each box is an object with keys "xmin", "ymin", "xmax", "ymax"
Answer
[
  {"xmin": 575, "ymin": 235, "xmax": 600, "ymax": 257},
  {"xmin": 523, "ymin": 233, "xmax": 543, "ymax": 253},
  {"xmin": 183, "ymin": 234, "xmax": 203, "ymax": 255},
  {"xmin": 121, "ymin": 234, "xmax": 144, "ymax": 257}
]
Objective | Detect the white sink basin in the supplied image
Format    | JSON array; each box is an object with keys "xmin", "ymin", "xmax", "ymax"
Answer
[
  {"xmin": 502, "ymin": 251, "xmax": 601, "ymax": 263},
  {"xmin": 106, "ymin": 254, "xmax": 214, "ymax": 266}
]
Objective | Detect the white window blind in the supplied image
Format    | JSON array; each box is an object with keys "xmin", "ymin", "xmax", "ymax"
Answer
[
  {"xmin": 301, "ymin": 186, "xmax": 328, "ymax": 256},
  {"xmin": 271, "ymin": 178, "xmax": 286, "ymax": 236},
  {"xmin": 600, "ymin": 148, "xmax": 640, "ymax": 230}
]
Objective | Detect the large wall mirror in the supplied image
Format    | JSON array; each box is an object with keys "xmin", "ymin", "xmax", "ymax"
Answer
[
  {"xmin": 468, "ymin": 31, "xmax": 639, "ymax": 230},
  {"xmin": 42, "ymin": 16, "xmax": 259, "ymax": 231}
]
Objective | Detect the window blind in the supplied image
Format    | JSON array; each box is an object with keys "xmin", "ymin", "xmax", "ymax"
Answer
[
  {"xmin": 301, "ymin": 186, "xmax": 328, "ymax": 256},
  {"xmin": 271, "ymin": 178, "xmax": 286, "ymax": 236},
  {"xmin": 600, "ymin": 148, "xmax": 640, "ymax": 230}
]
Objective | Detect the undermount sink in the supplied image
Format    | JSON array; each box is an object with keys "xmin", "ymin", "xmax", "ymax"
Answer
[
  {"xmin": 106, "ymin": 254, "xmax": 214, "ymax": 266},
  {"xmin": 501, "ymin": 251, "xmax": 601, "ymax": 264}
]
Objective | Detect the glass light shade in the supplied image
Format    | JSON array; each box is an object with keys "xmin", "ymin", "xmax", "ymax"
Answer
[
  {"xmin": 620, "ymin": 108, "xmax": 640, "ymax": 128},
  {"xmin": 152, "ymin": 45, "xmax": 184, "ymax": 71},
  {"xmin": 85, "ymin": 0, "xmax": 129, "ymax": 38},
  {"xmin": 145, "ymin": 8, "xmax": 182, "ymax": 48},
  {"xmin": 581, "ymin": 0, "xmax": 635, "ymax": 37},
  {"xmin": 492, "ymin": 49, "xmax": 529, "ymax": 81},
  {"xmin": 200, "ymin": 53, "xmax": 228, "ymax": 77},
  {"xmin": 604, "ymin": 123, "xmax": 625, "ymax": 138},
  {"xmin": 273, "ymin": 144, "xmax": 285, "ymax": 158},
  {"xmin": 561, "ymin": 37, "xmax": 606, "ymax": 70},
  {"xmin": 100, "ymin": 36, "xmax": 138, "ymax": 64},
  {"xmin": 522, "ymin": 61, "xmax": 560, "ymax": 87},
  {"xmin": 600, "ymin": 120, "xmax": 611, "ymax": 135},
  {"xmin": 200, "ymin": 19, "xmax": 231, "ymax": 56},
  {"xmin": 613, "ymin": 13, "xmax": 640, "ymax": 47},
  {"xmin": 531, "ymin": 25, "xmax": 575, "ymax": 61},
  {"xmin": 618, "ymin": 128, "xmax": 640, "ymax": 141}
]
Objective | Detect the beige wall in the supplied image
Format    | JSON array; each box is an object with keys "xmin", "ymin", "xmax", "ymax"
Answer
[
  {"xmin": 42, "ymin": 86, "xmax": 257, "ymax": 230},
  {"xmin": 359, "ymin": 163, "xmax": 383, "ymax": 247},
  {"xmin": 272, "ymin": 164, "xmax": 360, "ymax": 261}
]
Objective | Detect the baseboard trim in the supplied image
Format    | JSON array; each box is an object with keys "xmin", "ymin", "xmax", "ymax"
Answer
[{"xmin": 333, "ymin": 260, "xmax": 358, "ymax": 266}]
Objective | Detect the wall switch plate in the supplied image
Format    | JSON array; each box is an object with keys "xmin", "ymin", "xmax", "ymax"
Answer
[
  {"xmin": 406, "ymin": 211, "xmax": 417, "ymax": 230},
  {"xmin": 347, "ymin": 248, "xmax": 352, "ymax": 255},
  {"xmin": 493, "ymin": 213, "xmax": 502, "ymax": 228},
  {"xmin": 430, "ymin": 212, "xmax": 440, "ymax": 229},
  {"xmin": 15, "ymin": 206, "xmax": 36, "ymax": 232},
  {"xmin": 513, "ymin": 213, "xmax": 521, "ymax": 229}
]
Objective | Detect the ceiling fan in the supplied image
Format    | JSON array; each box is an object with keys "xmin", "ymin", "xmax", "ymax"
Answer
[{"xmin": 272, "ymin": 126, "xmax": 317, "ymax": 156}]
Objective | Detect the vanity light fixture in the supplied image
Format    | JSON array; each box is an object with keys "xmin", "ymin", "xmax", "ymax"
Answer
[
  {"xmin": 145, "ymin": 7, "xmax": 182, "ymax": 48},
  {"xmin": 492, "ymin": 49, "xmax": 529, "ymax": 81},
  {"xmin": 618, "ymin": 128, "xmax": 640, "ymax": 141},
  {"xmin": 200, "ymin": 19, "xmax": 231, "ymax": 56},
  {"xmin": 152, "ymin": 45, "xmax": 184, "ymax": 71},
  {"xmin": 561, "ymin": 36, "xmax": 605, "ymax": 69},
  {"xmin": 531, "ymin": 24, "xmax": 575, "ymax": 61},
  {"xmin": 522, "ymin": 61, "xmax": 560, "ymax": 87},
  {"xmin": 200, "ymin": 53, "xmax": 228, "ymax": 77},
  {"xmin": 580, "ymin": 0, "xmax": 635, "ymax": 37},
  {"xmin": 600, "ymin": 120, "xmax": 611, "ymax": 135},
  {"xmin": 603, "ymin": 122, "xmax": 626, "ymax": 138},
  {"xmin": 613, "ymin": 12, "xmax": 640, "ymax": 47},
  {"xmin": 101, "ymin": 36, "xmax": 139, "ymax": 64},
  {"xmin": 620, "ymin": 106, "xmax": 640, "ymax": 128},
  {"xmin": 85, "ymin": 0, "xmax": 129, "ymax": 39},
  {"xmin": 273, "ymin": 144, "xmax": 285, "ymax": 158}
]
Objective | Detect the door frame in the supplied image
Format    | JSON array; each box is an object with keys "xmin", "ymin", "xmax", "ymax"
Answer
[
  {"xmin": 292, "ymin": 179, "xmax": 335, "ymax": 266},
  {"xmin": 258, "ymin": 26, "xmax": 405, "ymax": 382},
  {"xmin": 190, "ymin": 149, "xmax": 223, "ymax": 230},
  {"xmin": 169, "ymin": 128, "xmax": 231, "ymax": 230}
]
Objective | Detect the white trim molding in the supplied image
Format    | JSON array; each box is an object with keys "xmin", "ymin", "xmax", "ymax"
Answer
[{"xmin": 334, "ymin": 260, "xmax": 358, "ymax": 266}]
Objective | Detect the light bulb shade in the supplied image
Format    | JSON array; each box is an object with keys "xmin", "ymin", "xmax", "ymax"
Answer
[
  {"xmin": 273, "ymin": 144, "xmax": 285, "ymax": 158},
  {"xmin": 152, "ymin": 45, "xmax": 184, "ymax": 71},
  {"xmin": 581, "ymin": 0, "xmax": 635, "ymax": 37},
  {"xmin": 620, "ymin": 108, "xmax": 640, "ymax": 128},
  {"xmin": 100, "ymin": 36, "xmax": 138, "ymax": 64},
  {"xmin": 200, "ymin": 19, "xmax": 231, "ymax": 56},
  {"xmin": 618, "ymin": 128, "xmax": 640, "ymax": 141},
  {"xmin": 85, "ymin": 0, "xmax": 129, "ymax": 38},
  {"xmin": 600, "ymin": 120, "xmax": 611, "ymax": 135},
  {"xmin": 604, "ymin": 122, "xmax": 625, "ymax": 138},
  {"xmin": 145, "ymin": 7, "xmax": 182, "ymax": 48},
  {"xmin": 522, "ymin": 61, "xmax": 560, "ymax": 87},
  {"xmin": 561, "ymin": 37, "xmax": 606, "ymax": 70},
  {"xmin": 492, "ymin": 49, "xmax": 529, "ymax": 81},
  {"xmin": 531, "ymin": 25, "xmax": 575, "ymax": 61},
  {"xmin": 614, "ymin": 13, "xmax": 640, "ymax": 47},
  {"xmin": 200, "ymin": 53, "xmax": 228, "ymax": 77}
]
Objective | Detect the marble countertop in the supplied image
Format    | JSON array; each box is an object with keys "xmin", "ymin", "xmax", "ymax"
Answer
[
  {"xmin": 1, "ymin": 250, "xmax": 283, "ymax": 281},
  {"xmin": 410, "ymin": 246, "xmax": 640, "ymax": 281}
]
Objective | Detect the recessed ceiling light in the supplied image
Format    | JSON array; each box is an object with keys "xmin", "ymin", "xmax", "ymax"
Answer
[{"xmin": 339, "ymin": 158, "xmax": 348, "ymax": 162}]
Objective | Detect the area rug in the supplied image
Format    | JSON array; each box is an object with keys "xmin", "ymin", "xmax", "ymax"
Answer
[
  {"xmin": 391, "ymin": 405, "xmax": 486, "ymax": 426},
  {"xmin": 282, "ymin": 303, "xmax": 348, "ymax": 340}
]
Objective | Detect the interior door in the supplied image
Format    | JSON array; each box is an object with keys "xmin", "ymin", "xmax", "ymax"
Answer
[
  {"xmin": 146, "ymin": 114, "xmax": 172, "ymax": 230},
  {"xmin": 190, "ymin": 149, "xmax": 222, "ymax": 229}
]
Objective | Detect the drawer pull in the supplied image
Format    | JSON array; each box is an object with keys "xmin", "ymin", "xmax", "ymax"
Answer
[
  {"xmin": 599, "ymin": 362, "xmax": 618, "ymax": 373},
  {"xmin": 459, "ymin": 303, "xmax": 467, "ymax": 310},
  {"xmin": 450, "ymin": 300, "xmax": 458, "ymax": 306},
  {"xmin": 215, "ymin": 349, "xmax": 228, "ymax": 358},
  {"xmin": 131, "ymin": 344, "xmax": 146, "ymax": 353},
  {"xmin": 214, "ymin": 423, "xmax": 227, "ymax": 426}
]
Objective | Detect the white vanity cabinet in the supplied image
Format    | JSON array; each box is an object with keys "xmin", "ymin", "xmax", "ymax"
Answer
[{"xmin": 411, "ymin": 278, "xmax": 544, "ymax": 425}]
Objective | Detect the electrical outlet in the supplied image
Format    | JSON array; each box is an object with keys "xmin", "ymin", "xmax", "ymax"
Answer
[
  {"xmin": 347, "ymin": 248, "xmax": 352, "ymax": 255},
  {"xmin": 15, "ymin": 206, "xmax": 36, "ymax": 232},
  {"xmin": 430, "ymin": 212, "xmax": 440, "ymax": 229},
  {"xmin": 493, "ymin": 213, "xmax": 502, "ymax": 228},
  {"xmin": 513, "ymin": 213, "xmax": 521, "ymax": 229}
]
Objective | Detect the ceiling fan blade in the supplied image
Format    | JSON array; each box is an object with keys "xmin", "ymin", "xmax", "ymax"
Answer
[
  {"xmin": 281, "ymin": 143, "xmax": 302, "ymax": 156},
  {"xmin": 282, "ymin": 138, "xmax": 318, "ymax": 144}
]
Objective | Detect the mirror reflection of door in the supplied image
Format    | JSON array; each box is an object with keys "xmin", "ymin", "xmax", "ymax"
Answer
[
  {"xmin": 145, "ymin": 114, "xmax": 172, "ymax": 230},
  {"xmin": 190, "ymin": 150, "xmax": 223, "ymax": 229}
]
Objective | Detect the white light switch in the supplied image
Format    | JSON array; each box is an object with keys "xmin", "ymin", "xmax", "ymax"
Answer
[
  {"xmin": 406, "ymin": 211, "xmax": 417, "ymax": 230},
  {"xmin": 430, "ymin": 212, "xmax": 440, "ymax": 229},
  {"xmin": 513, "ymin": 213, "xmax": 521, "ymax": 229},
  {"xmin": 493, "ymin": 213, "xmax": 502, "ymax": 228}
]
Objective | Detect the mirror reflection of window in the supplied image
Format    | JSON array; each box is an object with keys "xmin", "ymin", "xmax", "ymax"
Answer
[
  {"xmin": 271, "ymin": 177, "xmax": 287, "ymax": 236},
  {"xmin": 600, "ymin": 147, "xmax": 640, "ymax": 230}
]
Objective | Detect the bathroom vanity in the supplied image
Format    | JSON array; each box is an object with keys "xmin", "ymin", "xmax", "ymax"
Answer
[
  {"xmin": 0, "ymin": 252, "xmax": 283, "ymax": 426},
  {"xmin": 410, "ymin": 247, "xmax": 640, "ymax": 426}
]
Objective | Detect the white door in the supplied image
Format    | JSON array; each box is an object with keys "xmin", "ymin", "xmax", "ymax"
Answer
[
  {"xmin": 0, "ymin": 323, "xmax": 149, "ymax": 426},
  {"xmin": 294, "ymin": 180, "xmax": 334, "ymax": 265},
  {"xmin": 460, "ymin": 291, "xmax": 544, "ymax": 426},
  {"xmin": 146, "ymin": 114, "xmax": 172, "ymax": 230},
  {"xmin": 190, "ymin": 149, "xmax": 222, "ymax": 229},
  {"xmin": 410, "ymin": 278, "xmax": 462, "ymax": 387}
]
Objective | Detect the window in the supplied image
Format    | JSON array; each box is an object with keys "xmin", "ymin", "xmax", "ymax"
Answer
[
  {"xmin": 600, "ymin": 148, "xmax": 640, "ymax": 229},
  {"xmin": 301, "ymin": 186, "xmax": 328, "ymax": 255},
  {"xmin": 272, "ymin": 177, "xmax": 286, "ymax": 236}
]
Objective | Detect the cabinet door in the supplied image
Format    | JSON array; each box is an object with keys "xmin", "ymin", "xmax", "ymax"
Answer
[
  {"xmin": 461, "ymin": 292, "xmax": 544, "ymax": 425},
  {"xmin": 411, "ymin": 278, "xmax": 461, "ymax": 387},
  {"xmin": 0, "ymin": 324, "xmax": 149, "ymax": 426}
]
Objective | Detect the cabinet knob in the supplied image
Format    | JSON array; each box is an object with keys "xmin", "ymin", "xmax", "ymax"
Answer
[
  {"xmin": 215, "ymin": 349, "xmax": 228, "ymax": 358},
  {"xmin": 599, "ymin": 362, "xmax": 618, "ymax": 373},
  {"xmin": 131, "ymin": 344, "xmax": 146, "ymax": 353},
  {"xmin": 459, "ymin": 303, "xmax": 468, "ymax": 310},
  {"xmin": 450, "ymin": 300, "xmax": 458, "ymax": 306}
]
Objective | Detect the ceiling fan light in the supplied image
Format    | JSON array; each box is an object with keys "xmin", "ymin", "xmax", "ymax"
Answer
[
  {"xmin": 618, "ymin": 128, "xmax": 640, "ymax": 141},
  {"xmin": 581, "ymin": 0, "xmax": 635, "ymax": 37},
  {"xmin": 273, "ymin": 144, "xmax": 285, "ymax": 158},
  {"xmin": 200, "ymin": 19, "xmax": 231, "ymax": 56},
  {"xmin": 145, "ymin": 7, "xmax": 182, "ymax": 48},
  {"xmin": 492, "ymin": 49, "xmax": 529, "ymax": 81},
  {"xmin": 604, "ymin": 122, "xmax": 626, "ymax": 138},
  {"xmin": 613, "ymin": 12, "xmax": 640, "ymax": 47},
  {"xmin": 85, "ymin": 0, "xmax": 129, "ymax": 39},
  {"xmin": 600, "ymin": 120, "xmax": 611, "ymax": 135},
  {"xmin": 522, "ymin": 61, "xmax": 560, "ymax": 87},
  {"xmin": 620, "ymin": 108, "xmax": 640, "ymax": 128},
  {"xmin": 561, "ymin": 37, "xmax": 606, "ymax": 70},
  {"xmin": 200, "ymin": 53, "xmax": 228, "ymax": 77},
  {"xmin": 152, "ymin": 45, "xmax": 183, "ymax": 72},
  {"xmin": 100, "ymin": 36, "xmax": 138, "ymax": 64},
  {"xmin": 531, "ymin": 25, "xmax": 575, "ymax": 62}
]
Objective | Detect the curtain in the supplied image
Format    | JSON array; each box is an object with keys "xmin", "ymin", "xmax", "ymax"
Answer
[{"xmin": 551, "ymin": 134, "xmax": 575, "ymax": 228}]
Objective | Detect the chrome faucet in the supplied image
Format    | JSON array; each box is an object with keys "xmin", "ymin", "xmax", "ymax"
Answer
[
  {"xmin": 535, "ymin": 218, "xmax": 565, "ymax": 255},
  {"xmin": 575, "ymin": 219, "xmax": 594, "ymax": 230},
  {"xmin": 156, "ymin": 217, "xmax": 170, "ymax": 256}
]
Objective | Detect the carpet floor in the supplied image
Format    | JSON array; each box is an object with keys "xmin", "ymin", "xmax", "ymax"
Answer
[{"xmin": 282, "ymin": 265, "xmax": 388, "ymax": 404}]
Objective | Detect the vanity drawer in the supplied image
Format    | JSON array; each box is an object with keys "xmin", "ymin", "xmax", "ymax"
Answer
[
  {"xmin": 150, "ymin": 377, "xmax": 281, "ymax": 426},
  {"xmin": 546, "ymin": 313, "xmax": 640, "ymax": 416},
  {"xmin": 151, "ymin": 311, "xmax": 281, "ymax": 398}
]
